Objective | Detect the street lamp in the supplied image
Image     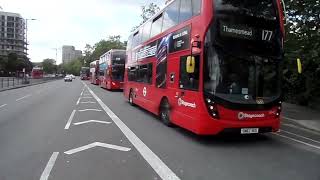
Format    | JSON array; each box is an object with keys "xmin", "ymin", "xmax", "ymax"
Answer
[
  {"xmin": 25, "ymin": 18, "xmax": 36, "ymax": 56},
  {"xmin": 52, "ymin": 48, "xmax": 58, "ymax": 65}
]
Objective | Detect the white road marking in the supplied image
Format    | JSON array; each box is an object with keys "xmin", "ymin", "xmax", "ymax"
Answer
[
  {"xmin": 83, "ymin": 82, "xmax": 181, "ymax": 180},
  {"xmin": 273, "ymin": 133, "xmax": 320, "ymax": 150},
  {"xmin": 80, "ymin": 101, "xmax": 96, "ymax": 104},
  {"xmin": 80, "ymin": 97, "xmax": 93, "ymax": 99},
  {"xmin": 64, "ymin": 110, "xmax": 76, "ymax": 130},
  {"xmin": 64, "ymin": 142, "xmax": 131, "ymax": 155},
  {"xmin": 282, "ymin": 116, "xmax": 318, "ymax": 121},
  {"xmin": 281, "ymin": 129, "xmax": 320, "ymax": 144},
  {"xmin": 39, "ymin": 152, "xmax": 59, "ymax": 180},
  {"xmin": 16, "ymin": 94, "xmax": 31, "ymax": 101},
  {"xmin": 73, "ymin": 120, "xmax": 112, "ymax": 126},
  {"xmin": 282, "ymin": 123, "xmax": 320, "ymax": 136},
  {"xmin": 0, "ymin": 104, "xmax": 7, "ymax": 109},
  {"xmin": 76, "ymin": 97, "xmax": 81, "ymax": 105},
  {"xmin": 78, "ymin": 109, "xmax": 102, "ymax": 112},
  {"xmin": 80, "ymin": 88, "xmax": 85, "ymax": 96}
]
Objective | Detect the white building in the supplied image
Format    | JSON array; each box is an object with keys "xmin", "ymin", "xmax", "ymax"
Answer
[
  {"xmin": 0, "ymin": 11, "xmax": 26, "ymax": 58},
  {"xmin": 62, "ymin": 45, "xmax": 82, "ymax": 64}
]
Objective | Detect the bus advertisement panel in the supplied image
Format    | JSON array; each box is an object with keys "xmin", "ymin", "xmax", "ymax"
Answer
[
  {"xmin": 99, "ymin": 49, "xmax": 126, "ymax": 90},
  {"xmin": 124, "ymin": 0, "xmax": 285, "ymax": 135},
  {"xmin": 90, "ymin": 60, "xmax": 100, "ymax": 85},
  {"xmin": 80, "ymin": 67, "xmax": 90, "ymax": 80}
]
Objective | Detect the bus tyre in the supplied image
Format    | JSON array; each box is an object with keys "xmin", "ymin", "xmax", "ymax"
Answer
[
  {"xmin": 160, "ymin": 99, "xmax": 174, "ymax": 127},
  {"xmin": 129, "ymin": 90, "xmax": 134, "ymax": 106}
]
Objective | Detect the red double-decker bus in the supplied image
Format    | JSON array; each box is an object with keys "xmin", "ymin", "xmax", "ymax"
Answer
[
  {"xmin": 99, "ymin": 49, "xmax": 126, "ymax": 90},
  {"xmin": 80, "ymin": 67, "xmax": 90, "ymax": 80},
  {"xmin": 31, "ymin": 67, "xmax": 44, "ymax": 79},
  {"xmin": 124, "ymin": 0, "xmax": 285, "ymax": 135},
  {"xmin": 90, "ymin": 60, "xmax": 100, "ymax": 85}
]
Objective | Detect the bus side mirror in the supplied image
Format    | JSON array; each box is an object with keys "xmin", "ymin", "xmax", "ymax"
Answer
[
  {"xmin": 297, "ymin": 58, "xmax": 302, "ymax": 74},
  {"xmin": 186, "ymin": 56, "xmax": 195, "ymax": 74}
]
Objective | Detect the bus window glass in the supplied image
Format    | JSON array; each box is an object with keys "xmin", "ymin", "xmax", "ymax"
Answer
[
  {"xmin": 179, "ymin": 0, "xmax": 192, "ymax": 23},
  {"xmin": 162, "ymin": 0, "xmax": 180, "ymax": 32},
  {"xmin": 127, "ymin": 35, "xmax": 133, "ymax": 50},
  {"xmin": 141, "ymin": 21, "xmax": 152, "ymax": 42},
  {"xmin": 132, "ymin": 31, "xmax": 141, "ymax": 48},
  {"xmin": 150, "ymin": 14, "xmax": 163, "ymax": 38},
  {"xmin": 128, "ymin": 67, "xmax": 137, "ymax": 81},
  {"xmin": 192, "ymin": 0, "xmax": 202, "ymax": 15},
  {"xmin": 179, "ymin": 55, "xmax": 200, "ymax": 91},
  {"xmin": 215, "ymin": 0, "xmax": 276, "ymax": 20}
]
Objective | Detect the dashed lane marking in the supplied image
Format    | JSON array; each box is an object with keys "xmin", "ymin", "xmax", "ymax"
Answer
[
  {"xmin": 64, "ymin": 110, "xmax": 76, "ymax": 130},
  {"xmin": 83, "ymin": 82, "xmax": 181, "ymax": 180},
  {"xmin": 0, "ymin": 104, "xmax": 7, "ymax": 109},
  {"xmin": 16, "ymin": 94, "xmax": 31, "ymax": 101},
  {"xmin": 39, "ymin": 152, "xmax": 59, "ymax": 180}
]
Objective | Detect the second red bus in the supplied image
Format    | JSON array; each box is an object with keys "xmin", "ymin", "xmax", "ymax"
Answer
[{"xmin": 99, "ymin": 49, "xmax": 126, "ymax": 90}]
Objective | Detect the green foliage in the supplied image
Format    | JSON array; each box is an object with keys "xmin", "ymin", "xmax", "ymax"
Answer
[
  {"xmin": 42, "ymin": 58, "xmax": 56, "ymax": 74},
  {"xmin": 3, "ymin": 53, "xmax": 33, "ymax": 73},
  {"xmin": 283, "ymin": 0, "xmax": 320, "ymax": 106},
  {"xmin": 83, "ymin": 35, "xmax": 126, "ymax": 66},
  {"xmin": 132, "ymin": 3, "xmax": 160, "ymax": 31},
  {"xmin": 62, "ymin": 58, "xmax": 83, "ymax": 76}
]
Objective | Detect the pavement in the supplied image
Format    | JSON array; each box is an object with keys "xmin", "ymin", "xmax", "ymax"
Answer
[
  {"xmin": 282, "ymin": 102, "xmax": 320, "ymax": 133},
  {"xmin": 0, "ymin": 79, "xmax": 319, "ymax": 180}
]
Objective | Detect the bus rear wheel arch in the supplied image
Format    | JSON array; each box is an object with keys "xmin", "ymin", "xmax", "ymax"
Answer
[{"xmin": 159, "ymin": 97, "xmax": 174, "ymax": 127}]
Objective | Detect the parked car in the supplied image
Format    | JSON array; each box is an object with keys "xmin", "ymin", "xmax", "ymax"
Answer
[{"xmin": 64, "ymin": 75, "xmax": 72, "ymax": 82}]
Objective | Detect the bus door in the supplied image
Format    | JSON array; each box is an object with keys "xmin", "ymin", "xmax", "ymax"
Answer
[
  {"xmin": 172, "ymin": 54, "xmax": 201, "ymax": 126},
  {"xmin": 136, "ymin": 63, "xmax": 154, "ymax": 110}
]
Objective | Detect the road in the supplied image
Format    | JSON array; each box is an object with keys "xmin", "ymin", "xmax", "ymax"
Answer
[{"xmin": 0, "ymin": 79, "xmax": 319, "ymax": 180}]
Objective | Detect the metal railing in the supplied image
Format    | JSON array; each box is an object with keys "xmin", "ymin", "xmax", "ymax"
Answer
[{"xmin": 0, "ymin": 77, "xmax": 62, "ymax": 90}]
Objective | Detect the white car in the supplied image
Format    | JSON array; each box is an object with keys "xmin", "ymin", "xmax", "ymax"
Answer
[
  {"xmin": 70, "ymin": 74, "xmax": 76, "ymax": 79},
  {"xmin": 64, "ymin": 75, "xmax": 72, "ymax": 82}
]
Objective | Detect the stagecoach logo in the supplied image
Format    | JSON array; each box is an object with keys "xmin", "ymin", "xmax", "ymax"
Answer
[
  {"xmin": 178, "ymin": 98, "xmax": 196, "ymax": 108},
  {"xmin": 238, "ymin": 112, "xmax": 265, "ymax": 120},
  {"xmin": 143, "ymin": 87, "xmax": 147, "ymax": 97}
]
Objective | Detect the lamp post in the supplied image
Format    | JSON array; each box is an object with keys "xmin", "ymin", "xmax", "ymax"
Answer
[
  {"xmin": 52, "ymin": 48, "xmax": 58, "ymax": 64},
  {"xmin": 25, "ymin": 18, "xmax": 36, "ymax": 56}
]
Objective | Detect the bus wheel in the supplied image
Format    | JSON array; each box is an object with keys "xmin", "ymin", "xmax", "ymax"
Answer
[
  {"xmin": 160, "ymin": 99, "xmax": 173, "ymax": 127},
  {"xmin": 129, "ymin": 90, "xmax": 134, "ymax": 106}
]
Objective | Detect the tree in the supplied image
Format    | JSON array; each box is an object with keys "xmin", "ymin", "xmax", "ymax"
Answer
[
  {"xmin": 6, "ymin": 53, "xmax": 19, "ymax": 72},
  {"xmin": 62, "ymin": 58, "xmax": 83, "ymax": 76},
  {"xmin": 132, "ymin": 3, "xmax": 160, "ymax": 31},
  {"xmin": 42, "ymin": 59, "xmax": 56, "ymax": 74},
  {"xmin": 283, "ymin": 0, "xmax": 320, "ymax": 106}
]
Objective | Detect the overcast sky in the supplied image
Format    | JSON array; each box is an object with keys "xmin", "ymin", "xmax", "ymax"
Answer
[{"xmin": 1, "ymin": 0, "xmax": 165, "ymax": 64}]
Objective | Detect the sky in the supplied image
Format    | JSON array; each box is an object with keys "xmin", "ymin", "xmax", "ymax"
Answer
[{"xmin": 1, "ymin": 0, "xmax": 165, "ymax": 64}]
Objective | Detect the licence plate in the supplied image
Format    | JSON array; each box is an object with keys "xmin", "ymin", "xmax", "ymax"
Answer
[{"xmin": 241, "ymin": 128, "xmax": 259, "ymax": 134}]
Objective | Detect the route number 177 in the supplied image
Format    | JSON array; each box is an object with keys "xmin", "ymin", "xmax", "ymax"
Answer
[{"xmin": 262, "ymin": 30, "xmax": 273, "ymax": 41}]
